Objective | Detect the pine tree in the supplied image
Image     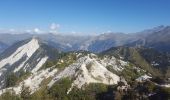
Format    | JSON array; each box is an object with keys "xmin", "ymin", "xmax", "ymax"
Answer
[{"xmin": 20, "ymin": 83, "xmax": 31, "ymax": 100}]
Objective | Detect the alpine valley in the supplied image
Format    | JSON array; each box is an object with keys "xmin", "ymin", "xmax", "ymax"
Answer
[{"xmin": 0, "ymin": 26, "xmax": 170, "ymax": 100}]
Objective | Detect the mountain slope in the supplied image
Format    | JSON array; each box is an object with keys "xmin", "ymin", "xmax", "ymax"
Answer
[
  {"xmin": 48, "ymin": 54, "xmax": 121, "ymax": 93},
  {"xmin": 145, "ymin": 26, "xmax": 170, "ymax": 52},
  {"xmin": 101, "ymin": 46, "xmax": 165, "ymax": 77},
  {"xmin": 0, "ymin": 42, "xmax": 8, "ymax": 54},
  {"xmin": 0, "ymin": 38, "xmax": 61, "ymax": 89},
  {"xmin": 0, "ymin": 26, "xmax": 169, "ymax": 99},
  {"xmin": 0, "ymin": 52, "xmax": 129, "ymax": 95},
  {"xmin": 129, "ymin": 26, "xmax": 170, "ymax": 53},
  {"xmin": 80, "ymin": 33, "xmax": 138, "ymax": 52},
  {"xmin": 0, "ymin": 48, "xmax": 164, "ymax": 100}
]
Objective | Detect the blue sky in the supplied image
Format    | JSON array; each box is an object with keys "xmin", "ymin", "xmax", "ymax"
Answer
[{"xmin": 0, "ymin": 0, "xmax": 170, "ymax": 34}]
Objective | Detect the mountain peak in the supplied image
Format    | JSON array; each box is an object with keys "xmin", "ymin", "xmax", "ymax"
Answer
[{"xmin": 30, "ymin": 36, "xmax": 40, "ymax": 42}]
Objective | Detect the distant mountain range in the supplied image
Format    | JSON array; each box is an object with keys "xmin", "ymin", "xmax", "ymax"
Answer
[
  {"xmin": 0, "ymin": 25, "xmax": 170, "ymax": 53},
  {"xmin": 0, "ymin": 26, "xmax": 170, "ymax": 99},
  {"xmin": 0, "ymin": 41, "xmax": 8, "ymax": 53}
]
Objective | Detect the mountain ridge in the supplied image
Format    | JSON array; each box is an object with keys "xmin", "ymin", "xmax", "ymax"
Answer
[
  {"xmin": 0, "ymin": 26, "xmax": 170, "ymax": 99},
  {"xmin": 0, "ymin": 25, "xmax": 170, "ymax": 53}
]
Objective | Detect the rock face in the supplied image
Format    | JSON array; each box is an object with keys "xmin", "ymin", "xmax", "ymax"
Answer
[
  {"xmin": 0, "ymin": 38, "xmax": 40, "ymax": 72},
  {"xmin": 48, "ymin": 54, "xmax": 123, "ymax": 92},
  {"xmin": 0, "ymin": 51, "xmax": 129, "ymax": 95},
  {"xmin": 136, "ymin": 74, "xmax": 152, "ymax": 82},
  {"xmin": 0, "ymin": 38, "xmax": 60, "ymax": 89}
]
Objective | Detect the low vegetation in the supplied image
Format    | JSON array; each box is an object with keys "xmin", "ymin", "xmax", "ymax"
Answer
[
  {"xmin": 5, "ymin": 70, "xmax": 31, "ymax": 88},
  {"xmin": 1, "ymin": 76, "xmax": 170, "ymax": 100}
]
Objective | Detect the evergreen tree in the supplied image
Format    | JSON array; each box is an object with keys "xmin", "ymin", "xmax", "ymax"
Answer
[
  {"xmin": 6, "ymin": 73, "xmax": 18, "ymax": 87},
  {"xmin": 20, "ymin": 83, "xmax": 31, "ymax": 100}
]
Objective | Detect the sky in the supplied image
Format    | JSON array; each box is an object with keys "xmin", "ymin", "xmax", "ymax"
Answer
[{"xmin": 0, "ymin": 0, "xmax": 170, "ymax": 35}]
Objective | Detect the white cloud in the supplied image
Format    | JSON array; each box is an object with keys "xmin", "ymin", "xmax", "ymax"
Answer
[
  {"xmin": 25, "ymin": 30, "xmax": 32, "ymax": 33},
  {"xmin": 71, "ymin": 31, "xmax": 76, "ymax": 34},
  {"xmin": 49, "ymin": 23, "xmax": 60, "ymax": 34},
  {"xmin": 33, "ymin": 28, "xmax": 41, "ymax": 33},
  {"xmin": 50, "ymin": 23, "xmax": 60, "ymax": 30},
  {"xmin": 25, "ymin": 28, "xmax": 45, "ymax": 34},
  {"xmin": 107, "ymin": 30, "xmax": 112, "ymax": 33},
  {"xmin": 9, "ymin": 29, "xmax": 15, "ymax": 32}
]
